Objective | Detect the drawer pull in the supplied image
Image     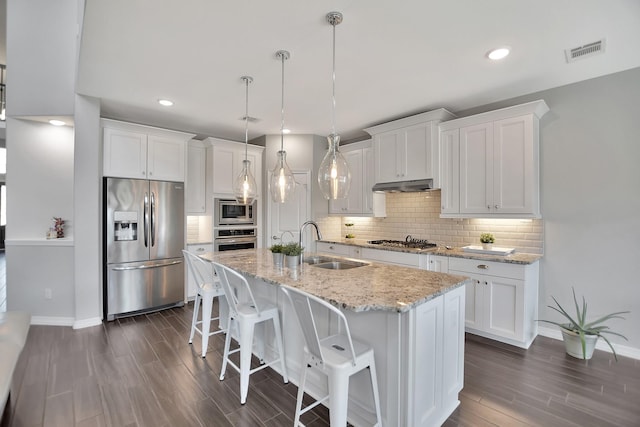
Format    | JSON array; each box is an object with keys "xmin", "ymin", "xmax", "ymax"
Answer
[
  {"xmin": 329, "ymin": 246, "xmax": 334, "ymax": 250},
  {"xmin": 197, "ymin": 248, "xmax": 205, "ymax": 252},
  {"xmin": 477, "ymin": 264, "xmax": 489, "ymax": 270}
]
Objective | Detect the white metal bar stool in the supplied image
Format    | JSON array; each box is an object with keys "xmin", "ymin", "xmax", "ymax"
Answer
[
  {"xmin": 281, "ymin": 285, "xmax": 382, "ymax": 427},
  {"xmin": 211, "ymin": 261, "xmax": 288, "ymax": 404},
  {"xmin": 182, "ymin": 250, "xmax": 226, "ymax": 358}
]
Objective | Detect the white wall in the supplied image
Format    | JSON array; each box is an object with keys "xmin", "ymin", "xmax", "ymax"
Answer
[{"xmin": 457, "ymin": 67, "xmax": 640, "ymax": 351}]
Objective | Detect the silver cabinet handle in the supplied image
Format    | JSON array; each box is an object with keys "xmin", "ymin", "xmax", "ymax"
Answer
[
  {"xmin": 487, "ymin": 205, "xmax": 491, "ymax": 210},
  {"xmin": 477, "ymin": 264, "xmax": 489, "ymax": 270},
  {"xmin": 272, "ymin": 235, "xmax": 280, "ymax": 240},
  {"xmin": 196, "ymin": 248, "xmax": 205, "ymax": 252},
  {"xmin": 495, "ymin": 205, "xmax": 499, "ymax": 209},
  {"xmin": 329, "ymin": 245, "xmax": 335, "ymax": 250}
]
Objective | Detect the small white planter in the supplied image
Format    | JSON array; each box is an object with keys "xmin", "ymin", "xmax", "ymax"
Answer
[
  {"xmin": 285, "ymin": 255, "xmax": 300, "ymax": 270},
  {"xmin": 272, "ymin": 252, "xmax": 284, "ymax": 267},
  {"xmin": 482, "ymin": 243, "xmax": 493, "ymax": 250},
  {"xmin": 561, "ymin": 329, "xmax": 598, "ymax": 360}
]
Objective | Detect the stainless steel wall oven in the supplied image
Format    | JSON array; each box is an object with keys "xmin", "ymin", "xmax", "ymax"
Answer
[{"xmin": 214, "ymin": 228, "xmax": 257, "ymax": 251}]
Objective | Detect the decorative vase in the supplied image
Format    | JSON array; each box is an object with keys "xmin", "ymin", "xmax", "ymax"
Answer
[
  {"xmin": 561, "ymin": 329, "xmax": 598, "ymax": 360},
  {"xmin": 285, "ymin": 255, "xmax": 300, "ymax": 270},
  {"xmin": 482, "ymin": 243, "xmax": 493, "ymax": 250},
  {"xmin": 272, "ymin": 252, "xmax": 284, "ymax": 267}
]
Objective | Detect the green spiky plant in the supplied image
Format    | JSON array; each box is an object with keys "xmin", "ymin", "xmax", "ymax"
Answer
[
  {"xmin": 538, "ymin": 287, "xmax": 629, "ymax": 360},
  {"xmin": 268, "ymin": 243, "xmax": 284, "ymax": 253}
]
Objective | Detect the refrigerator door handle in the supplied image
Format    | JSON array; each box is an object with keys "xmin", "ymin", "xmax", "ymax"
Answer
[
  {"xmin": 143, "ymin": 192, "xmax": 149, "ymax": 247},
  {"xmin": 150, "ymin": 192, "xmax": 156, "ymax": 247},
  {"xmin": 111, "ymin": 260, "xmax": 183, "ymax": 271}
]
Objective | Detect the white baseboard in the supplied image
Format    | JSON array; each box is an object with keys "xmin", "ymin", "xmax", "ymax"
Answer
[
  {"xmin": 73, "ymin": 317, "xmax": 103, "ymax": 329},
  {"xmin": 537, "ymin": 326, "xmax": 640, "ymax": 360},
  {"xmin": 30, "ymin": 316, "xmax": 75, "ymax": 327}
]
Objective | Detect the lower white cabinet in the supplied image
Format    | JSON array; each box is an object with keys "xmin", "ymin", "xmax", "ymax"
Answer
[
  {"xmin": 448, "ymin": 257, "xmax": 539, "ymax": 348},
  {"xmin": 427, "ymin": 254, "xmax": 449, "ymax": 272},
  {"xmin": 185, "ymin": 243, "xmax": 212, "ymax": 300}
]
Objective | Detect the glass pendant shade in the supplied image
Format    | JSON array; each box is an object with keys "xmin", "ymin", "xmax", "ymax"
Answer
[
  {"xmin": 270, "ymin": 150, "xmax": 296, "ymax": 203},
  {"xmin": 318, "ymin": 133, "xmax": 351, "ymax": 199},
  {"xmin": 234, "ymin": 159, "xmax": 257, "ymax": 205},
  {"xmin": 234, "ymin": 75, "xmax": 257, "ymax": 205}
]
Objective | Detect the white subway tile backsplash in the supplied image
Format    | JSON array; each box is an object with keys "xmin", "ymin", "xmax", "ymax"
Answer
[{"xmin": 328, "ymin": 191, "xmax": 543, "ymax": 254}]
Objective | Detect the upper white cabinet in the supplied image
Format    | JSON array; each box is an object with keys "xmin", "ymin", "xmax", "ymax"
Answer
[
  {"xmin": 102, "ymin": 119, "xmax": 195, "ymax": 182},
  {"xmin": 439, "ymin": 100, "xmax": 549, "ymax": 218},
  {"xmin": 186, "ymin": 140, "xmax": 207, "ymax": 214},
  {"xmin": 364, "ymin": 109, "xmax": 456, "ymax": 188},
  {"xmin": 329, "ymin": 139, "xmax": 386, "ymax": 217},
  {"xmin": 204, "ymin": 138, "xmax": 264, "ymax": 197}
]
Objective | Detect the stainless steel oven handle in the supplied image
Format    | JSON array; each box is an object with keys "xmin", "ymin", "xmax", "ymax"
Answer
[{"xmin": 112, "ymin": 260, "xmax": 182, "ymax": 271}]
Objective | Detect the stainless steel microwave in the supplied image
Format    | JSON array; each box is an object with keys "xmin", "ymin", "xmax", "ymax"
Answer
[{"xmin": 214, "ymin": 198, "xmax": 256, "ymax": 226}]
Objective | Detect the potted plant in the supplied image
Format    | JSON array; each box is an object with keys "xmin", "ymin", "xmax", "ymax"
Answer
[
  {"xmin": 345, "ymin": 223, "xmax": 355, "ymax": 239},
  {"xmin": 282, "ymin": 242, "xmax": 304, "ymax": 269},
  {"xmin": 269, "ymin": 243, "xmax": 285, "ymax": 267},
  {"xmin": 479, "ymin": 233, "xmax": 495, "ymax": 250},
  {"xmin": 538, "ymin": 288, "xmax": 629, "ymax": 360}
]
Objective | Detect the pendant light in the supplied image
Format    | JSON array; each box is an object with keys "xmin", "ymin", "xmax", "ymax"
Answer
[
  {"xmin": 269, "ymin": 50, "xmax": 296, "ymax": 203},
  {"xmin": 318, "ymin": 11, "xmax": 351, "ymax": 200},
  {"xmin": 233, "ymin": 76, "xmax": 258, "ymax": 205}
]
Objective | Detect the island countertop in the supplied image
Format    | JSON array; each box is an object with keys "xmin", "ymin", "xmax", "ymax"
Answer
[{"xmin": 200, "ymin": 248, "xmax": 469, "ymax": 313}]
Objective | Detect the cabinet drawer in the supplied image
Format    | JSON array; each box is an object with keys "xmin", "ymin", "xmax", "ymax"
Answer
[
  {"xmin": 316, "ymin": 242, "xmax": 351, "ymax": 256},
  {"xmin": 360, "ymin": 248, "xmax": 420, "ymax": 267},
  {"xmin": 186, "ymin": 244, "xmax": 212, "ymax": 255},
  {"xmin": 448, "ymin": 257, "xmax": 525, "ymax": 280}
]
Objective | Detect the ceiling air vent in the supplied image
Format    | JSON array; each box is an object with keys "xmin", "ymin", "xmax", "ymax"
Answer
[
  {"xmin": 240, "ymin": 115, "xmax": 260, "ymax": 123},
  {"xmin": 565, "ymin": 39, "xmax": 606, "ymax": 63}
]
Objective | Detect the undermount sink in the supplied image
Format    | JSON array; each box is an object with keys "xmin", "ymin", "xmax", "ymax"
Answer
[
  {"xmin": 311, "ymin": 260, "xmax": 369, "ymax": 270},
  {"xmin": 304, "ymin": 256, "xmax": 340, "ymax": 265}
]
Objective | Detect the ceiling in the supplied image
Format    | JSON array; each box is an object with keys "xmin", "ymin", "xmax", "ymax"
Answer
[{"xmin": 76, "ymin": 0, "xmax": 640, "ymax": 142}]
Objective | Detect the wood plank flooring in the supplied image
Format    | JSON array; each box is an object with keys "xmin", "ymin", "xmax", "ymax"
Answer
[{"xmin": 3, "ymin": 302, "xmax": 639, "ymax": 427}]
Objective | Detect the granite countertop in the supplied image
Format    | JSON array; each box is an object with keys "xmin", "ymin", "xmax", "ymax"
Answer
[
  {"xmin": 200, "ymin": 248, "xmax": 469, "ymax": 313},
  {"xmin": 319, "ymin": 238, "xmax": 542, "ymax": 265}
]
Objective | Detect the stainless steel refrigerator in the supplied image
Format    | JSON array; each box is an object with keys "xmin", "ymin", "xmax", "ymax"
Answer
[{"xmin": 104, "ymin": 177, "xmax": 185, "ymax": 321}]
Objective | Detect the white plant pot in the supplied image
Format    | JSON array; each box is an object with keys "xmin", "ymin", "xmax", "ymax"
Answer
[
  {"xmin": 272, "ymin": 252, "xmax": 284, "ymax": 267},
  {"xmin": 285, "ymin": 255, "xmax": 300, "ymax": 270},
  {"xmin": 482, "ymin": 243, "xmax": 493, "ymax": 250},
  {"xmin": 561, "ymin": 329, "xmax": 598, "ymax": 360}
]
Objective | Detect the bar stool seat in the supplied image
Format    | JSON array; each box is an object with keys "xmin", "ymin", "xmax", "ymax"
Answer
[
  {"xmin": 281, "ymin": 285, "xmax": 382, "ymax": 427},
  {"xmin": 211, "ymin": 261, "xmax": 288, "ymax": 405},
  {"xmin": 183, "ymin": 250, "xmax": 226, "ymax": 358}
]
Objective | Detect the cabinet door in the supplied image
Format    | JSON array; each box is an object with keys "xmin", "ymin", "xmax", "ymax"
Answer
[
  {"xmin": 404, "ymin": 123, "xmax": 431, "ymax": 181},
  {"xmin": 375, "ymin": 131, "xmax": 403, "ymax": 183},
  {"xmin": 147, "ymin": 135, "xmax": 186, "ymax": 182},
  {"xmin": 363, "ymin": 144, "xmax": 375, "ymax": 213},
  {"xmin": 187, "ymin": 144, "xmax": 206, "ymax": 213},
  {"xmin": 483, "ymin": 276, "xmax": 524, "ymax": 341},
  {"xmin": 442, "ymin": 286, "xmax": 465, "ymax": 407},
  {"xmin": 344, "ymin": 149, "xmax": 363, "ymax": 213},
  {"xmin": 440, "ymin": 130, "xmax": 460, "ymax": 214},
  {"xmin": 428, "ymin": 255, "xmax": 449, "ymax": 272},
  {"xmin": 463, "ymin": 276, "xmax": 484, "ymax": 330},
  {"xmin": 493, "ymin": 115, "xmax": 535, "ymax": 215},
  {"xmin": 459, "ymin": 123, "xmax": 493, "ymax": 214},
  {"xmin": 103, "ymin": 127, "xmax": 148, "ymax": 179},
  {"xmin": 212, "ymin": 145, "xmax": 235, "ymax": 194}
]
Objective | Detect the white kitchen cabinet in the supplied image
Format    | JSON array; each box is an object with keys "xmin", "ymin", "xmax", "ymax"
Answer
[
  {"xmin": 439, "ymin": 100, "xmax": 549, "ymax": 218},
  {"xmin": 205, "ymin": 137, "xmax": 263, "ymax": 197},
  {"xmin": 186, "ymin": 141, "xmax": 206, "ymax": 214},
  {"xmin": 329, "ymin": 139, "xmax": 386, "ymax": 217},
  {"xmin": 360, "ymin": 247, "xmax": 421, "ymax": 268},
  {"xmin": 185, "ymin": 243, "xmax": 212, "ymax": 300},
  {"xmin": 427, "ymin": 254, "xmax": 449, "ymax": 273},
  {"xmin": 448, "ymin": 257, "xmax": 539, "ymax": 348},
  {"xmin": 102, "ymin": 119, "xmax": 194, "ymax": 181},
  {"xmin": 364, "ymin": 109, "xmax": 455, "ymax": 188}
]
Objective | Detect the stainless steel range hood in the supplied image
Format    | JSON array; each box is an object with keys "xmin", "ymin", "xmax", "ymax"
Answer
[{"xmin": 372, "ymin": 179, "xmax": 434, "ymax": 193}]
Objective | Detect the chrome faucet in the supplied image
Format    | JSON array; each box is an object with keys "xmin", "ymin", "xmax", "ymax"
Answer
[{"xmin": 299, "ymin": 221, "xmax": 323, "ymax": 258}]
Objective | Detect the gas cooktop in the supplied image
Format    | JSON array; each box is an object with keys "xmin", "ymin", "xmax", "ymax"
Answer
[{"xmin": 367, "ymin": 236, "xmax": 437, "ymax": 250}]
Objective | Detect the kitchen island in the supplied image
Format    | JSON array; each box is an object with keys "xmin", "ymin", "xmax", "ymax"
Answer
[{"xmin": 201, "ymin": 248, "xmax": 469, "ymax": 426}]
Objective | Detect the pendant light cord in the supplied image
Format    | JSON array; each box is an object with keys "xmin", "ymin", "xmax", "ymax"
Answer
[
  {"xmin": 280, "ymin": 53, "xmax": 285, "ymax": 152},
  {"xmin": 244, "ymin": 77, "xmax": 249, "ymax": 161},
  {"xmin": 331, "ymin": 22, "xmax": 336, "ymax": 136}
]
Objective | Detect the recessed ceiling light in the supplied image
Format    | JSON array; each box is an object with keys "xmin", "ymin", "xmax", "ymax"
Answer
[
  {"xmin": 282, "ymin": 129, "xmax": 291, "ymax": 134},
  {"xmin": 158, "ymin": 99, "xmax": 174, "ymax": 107},
  {"xmin": 49, "ymin": 120, "xmax": 65, "ymax": 126},
  {"xmin": 487, "ymin": 47, "xmax": 510, "ymax": 60}
]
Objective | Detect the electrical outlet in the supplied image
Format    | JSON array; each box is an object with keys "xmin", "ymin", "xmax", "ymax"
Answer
[{"xmin": 44, "ymin": 288, "xmax": 52, "ymax": 300}]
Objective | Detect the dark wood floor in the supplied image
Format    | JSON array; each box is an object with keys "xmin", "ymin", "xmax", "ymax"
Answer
[{"xmin": 3, "ymin": 302, "xmax": 639, "ymax": 427}]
